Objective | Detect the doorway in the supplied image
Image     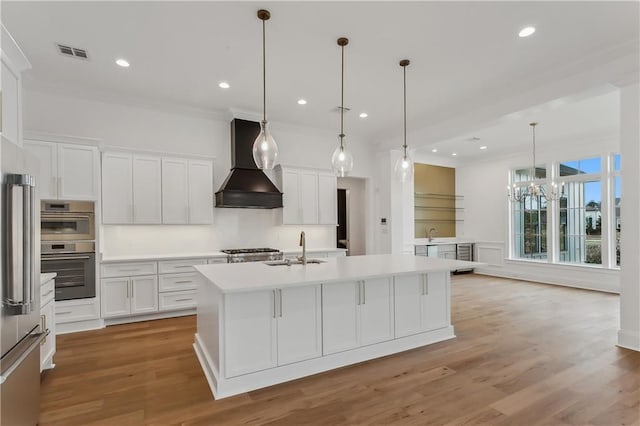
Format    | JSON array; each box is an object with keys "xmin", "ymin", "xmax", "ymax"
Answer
[{"xmin": 337, "ymin": 177, "xmax": 367, "ymax": 256}]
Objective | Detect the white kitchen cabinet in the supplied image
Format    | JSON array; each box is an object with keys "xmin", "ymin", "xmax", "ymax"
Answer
[
  {"xmin": 317, "ymin": 173, "xmax": 337, "ymax": 225},
  {"xmin": 276, "ymin": 285, "xmax": 322, "ymax": 366},
  {"xmin": 102, "ymin": 152, "xmax": 133, "ymax": 224},
  {"xmin": 23, "ymin": 140, "xmax": 99, "ymax": 201},
  {"xmin": 1, "ymin": 25, "xmax": 30, "ymax": 147},
  {"xmin": 394, "ymin": 272, "xmax": 449, "ymax": 338},
  {"xmin": 223, "ymin": 285, "xmax": 322, "ymax": 377},
  {"xmin": 162, "ymin": 158, "xmax": 189, "ymax": 224},
  {"xmin": 278, "ymin": 166, "xmax": 338, "ymax": 225},
  {"xmin": 322, "ymin": 280, "xmax": 360, "ymax": 355},
  {"xmin": 133, "ymin": 155, "xmax": 162, "ymax": 224},
  {"xmin": 224, "ymin": 290, "xmax": 277, "ymax": 378},
  {"xmin": 323, "ymin": 278, "xmax": 394, "ymax": 355},
  {"xmin": 359, "ymin": 277, "xmax": 394, "ymax": 346},
  {"xmin": 23, "ymin": 140, "xmax": 57, "ymax": 199},
  {"xmin": 101, "ymin": 275, "xmax": 158, "ymax": 318},
  {"xmin": 188, "ymin": 160, "xmax": 214, "ymax": 224},
  {"xmin": 40, "ymin": 299, "xmax": 56, "ymax": 372}
]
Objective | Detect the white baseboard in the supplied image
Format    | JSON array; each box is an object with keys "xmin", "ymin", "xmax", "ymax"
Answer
[
  {"xmin": 104, "ymin": 309, "xmax": 195, "ymax": 326},
  {"xmin": 194, "ymin": 326, "xmax": 456, "ymax": 400},
  {"xmin": 617, "ymin": 329, "xmax": 640, "ymax": 351},
  {"xmin": 56, "ymin": 319, "xmax": 104, "ymax": 334}
]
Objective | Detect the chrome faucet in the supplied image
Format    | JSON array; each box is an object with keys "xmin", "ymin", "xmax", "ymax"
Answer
[
  {"xmin": 298, "ymin": 231, "xmax": 307, "ymax": 265},
  {"xmin": 428, "ymin": 227, "xmax": 437, "ymax": 242}
]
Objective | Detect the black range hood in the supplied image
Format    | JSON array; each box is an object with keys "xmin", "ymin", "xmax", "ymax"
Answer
[{"xmin": 215, "ymin": 119, "xmax": 283, "ymax": 209}]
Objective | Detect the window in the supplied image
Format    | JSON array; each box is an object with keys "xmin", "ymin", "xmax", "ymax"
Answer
[{"xmin": 509, "ymin": 154, "xmax": 620, "ymax": 269}]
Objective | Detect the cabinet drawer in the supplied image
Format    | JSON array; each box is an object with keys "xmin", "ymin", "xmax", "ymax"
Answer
[
  {"xmin": 40, "ymin": 279, "xmax": 55, "ymax": 307},
  {"xmin": 101, "ymin": 261, "xmax": 157, "ymax": 278},
  {"xmin": 159, "ymin": 272, "xmax": 202, "ymax": 292},
  {"xmin": 55, "ymin": 299, "xmax": 99, "ymax": 324},
  {"xmin": 159, "ymin": 290, "xmax": 197, "ymax": 311},
  {"xmin": 208, "ymin": 257, "xmax": 227, "ymax": 264},
  {"xmin": 158, "ymin": 258, "xmax": 208, "ymax": 274}
]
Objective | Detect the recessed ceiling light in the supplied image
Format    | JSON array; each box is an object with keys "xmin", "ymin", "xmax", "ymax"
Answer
[
  {"xmin": 115, "ymin": 58, "xmax": 130, "ymax": 68},
  {"xmin": 431, "ymin": 148, "xmax": 438, "ymax": 153},
  {"xmin": 518, "ymin": 26, "xmax": 536, "ymax": 38},
  {"xmin": 297, "ymin": 99, "xmax": 307, "ymax": 105},
  {"xmin": 480, "ymin": 146, "xmax": 487, "ymax": 150},
  {"xmin": 218, "ymin": 82, "xmax": 230, "ymax": 89},
  {"xmin": 452, "ymin": 153, "xmax": 458, "ymax": 156},
  {"xmin": 359, "ymin": 112, "xmax": 368, "ymax": 118}
]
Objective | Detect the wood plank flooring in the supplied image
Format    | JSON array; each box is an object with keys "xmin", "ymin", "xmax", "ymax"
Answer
[{"xmin": 40, "ymin": 275, "xmax": 640, "ymax": 425}]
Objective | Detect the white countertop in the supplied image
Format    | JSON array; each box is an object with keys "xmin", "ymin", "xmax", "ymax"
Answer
[
  {"xmin": 195, "ymin": 254, "xmax": 482, "ymax": 293},
  {"xmin": 414, "ymin": 238, "xmax": 475, "ymax": 246},
  {"xmin": 41, "ymin": 273, "xmax": 56, "ymax": 285},
  {"xmin": 101, "ymin": 252, "xmax": 227, "ymax": 263}
]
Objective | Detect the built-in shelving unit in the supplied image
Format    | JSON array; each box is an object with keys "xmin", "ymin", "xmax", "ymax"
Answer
[{"xmin": 414, "ymin": 193, "xmax": 464, "ymax": 236}]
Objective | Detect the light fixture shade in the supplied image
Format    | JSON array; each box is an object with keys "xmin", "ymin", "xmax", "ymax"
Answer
[
  {"xmin": 331, "ymin": 139, "xmax": 354, "ymax": 177},
  {"xmin": 252, "ymin": 121, "xmax": 278, "ymax": 170},
  {"xmin": 394, "ymin": 152, "xmax": 414, "ymax": 183}
]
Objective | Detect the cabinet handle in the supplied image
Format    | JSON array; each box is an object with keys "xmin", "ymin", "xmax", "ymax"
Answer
[
  {"xmin": 119, "ymin": 268, "xmax": 141, "ymax": 272},
  {"xmin": 40, "ymin": 315, "xmax": 47, "ymax": 345},
  {"xmin": 362, "ymin": 281, "xmax": 366, "ymax": 305},
  {"xmin": 356, "ymin": 283, "xmax": 360, "ymax": 306},
  {"xmin": 175, "ymin": 298, "xmax": 193, "ymax": 302},
  {"xmin": 279, "ymin": 289, "xmax": 283, "ymax": 318},
  {"xmin": 57, "ymin": 311, "xmax": 72, "ymax": 315},
  {"xmin": 173, "ymin": 266, "xmax": 193, "ymax": 269},
  {"xmin": 272, "ymin": 290, "xmax": 277, "ymax": 319},
  {"xmin": 175, "ymin": 280, "xmax": 193, "ymax": 284},
  {"xmin": 43, "ymin": 289, "xmax": 54, "ymax": 298}
]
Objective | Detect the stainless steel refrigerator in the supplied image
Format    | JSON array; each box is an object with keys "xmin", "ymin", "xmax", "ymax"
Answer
[{"xmin": 1, "ymin": 139, "xmax": 46, "ymax": 426}]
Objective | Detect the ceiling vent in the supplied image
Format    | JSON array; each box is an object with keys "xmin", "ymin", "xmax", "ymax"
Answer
[{"xmin": 57, "ymin": 44, "xmax": 89, "ymax": 60}]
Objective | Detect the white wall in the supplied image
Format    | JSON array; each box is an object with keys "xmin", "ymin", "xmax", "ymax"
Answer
[
  {"xmin": 23, "ymin": 89, "xmax": 377, "ymax": 255},
  {"xmin": 455, "ymin": 133, "xmax": 621, "ymax": 293}
]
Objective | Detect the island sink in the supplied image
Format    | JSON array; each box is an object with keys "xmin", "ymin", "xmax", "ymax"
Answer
[{"xmin": 265, "ymin": 259, "xmax": 326, "ymax": 266}]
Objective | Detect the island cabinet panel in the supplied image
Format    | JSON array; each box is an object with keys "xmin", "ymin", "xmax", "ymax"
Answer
[
  {"xmin": 359, "ymin": 278, "xmax": 395, "ymax": 346},
  {"xmin": 276, "ymin": 285, "xmax": 322, "ymax": 366},
  {"xmin": 322, "ymin": 281, "xmax": 360, "ymax": 355},
  {"xmin": 224, "ymin": 291, "xmax": 277, "ymax": 378},
  {"xmin": 422, "ymin": 271, "xmax": 448, "ymax": 331},
  {"xmin": 394, "ymin": 272, "xmax": 449, "ymax": 337}
]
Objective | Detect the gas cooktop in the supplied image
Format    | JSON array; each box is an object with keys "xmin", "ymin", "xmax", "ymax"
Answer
[{"xmin": 221, "ymin": 248, "xmax": 280, "ymax": 255}]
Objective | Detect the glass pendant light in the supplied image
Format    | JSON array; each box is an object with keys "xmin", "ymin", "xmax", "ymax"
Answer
[
  {"xmin": 395, "ymin": 59, "xmax": 414, "ymax": 183},
  {"xmin": 331, "ymin": 37, "xmax": 354, "ymax": 177},
  {"xmin": 252, "ymin": 9, "xmax": 278, "ymax": 170}
]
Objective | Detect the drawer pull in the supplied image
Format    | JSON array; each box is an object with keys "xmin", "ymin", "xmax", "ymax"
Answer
[
  {"xmin": 58, "ymin": 311, "xmax": 72, "ymax": 315},
  {"xmin": 173, "ymin": 266, "xmax": 193, "ymax": 269},
  {"xmin": 42, "ymin": 290, "xmax": 54, "ymax": 297},
  {"xmin": 175, "ymin": 298, "xmax": 193, "ymax": 302},
  {"xmin": 175, "ymin": 280, "xmax": 193, "ymax": 284},
  {"xmin": 119, "ymin": 268, "xmax": 142, "ymax": 272}
]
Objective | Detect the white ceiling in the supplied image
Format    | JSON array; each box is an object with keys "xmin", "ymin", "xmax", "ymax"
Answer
[
  {"xmin": 3, "ymin": 1, "xmax": 638, "ymax": 148},
  {"xmin": 420, "ymin": 85, "xmax": 620, "ymax": 160}
]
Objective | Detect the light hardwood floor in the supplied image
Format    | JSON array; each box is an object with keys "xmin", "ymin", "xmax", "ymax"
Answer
[{"xmin": 40, "ymin": 275, "xmax": 640, "ymax": 425}]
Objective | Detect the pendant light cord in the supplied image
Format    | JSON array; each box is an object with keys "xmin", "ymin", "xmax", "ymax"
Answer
[
  {"xmin": 262, "ymin": 18, "xmax": 267, "ymax": 123},
  {"xmin": 403, "ymin": 64, "xmax": 407, "ymax": 158},
  {"xmin": 340, "ymin": 42, "xmax": 345, "ymax": 148},
  {"xmin": 531, "ymin": 123, "xmax": 536, "ymax": 181}
]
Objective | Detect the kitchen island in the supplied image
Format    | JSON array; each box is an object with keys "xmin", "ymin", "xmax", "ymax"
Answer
[{"xmin": 193, "ymin": 254, "xmax": 479, "ymax": 399}]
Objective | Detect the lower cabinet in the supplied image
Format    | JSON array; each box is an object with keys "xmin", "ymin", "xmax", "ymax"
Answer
[
  {"xmin": 101, "ymin": 275, "xmax": 158, "ymax": 318},
  {"xmin": 322, "ymin": 277, "xmax": 394, "ymax": 356},
  {"xmin": 394, "ymin": 272, "xmax": 448, "ymax": 338},
  {"xmin": 224, "ymin": 285, "xmax": 322, "ymax": 378},
  {"xmin": 40, "ymin": 299, "xmax": 56, "ymax": 372}
]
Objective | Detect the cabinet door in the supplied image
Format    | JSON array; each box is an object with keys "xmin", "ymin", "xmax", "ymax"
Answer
[
  {"xmin": 131, "ymin": 275, "xmax": 159, "ymax": 315},
  {"xmin": 188, "ymin": 160, "xmax": 214, "ymax": 224},
  {"xmin": 23, "ymin": 140, "xmax": 58, "ymax": 200},
  {"xmin": 394, "ymin": 274, "xmax": 424, "ymax": 338},
  {"xmin": 58, "ymin": 143, "xmax": 99, "ymax": 200},
  {"xmin": 101, "ymin": 278, "xmax": 131, "ymax": 318},
  {"xmin": 317, "ymin": 173, "xmax": 337, "ymax": 225},
  {"xmin": 322, "ymin": 281, "xmax": 359, "ymax": 355},
  {"xmin": 40, "ymin": 301, "xmax": 56, "ymax": 371},
  {"xmin": 277, "ymin": 285, "xmax": 322, "ymax": 366},
  {"xmin": 1, "ymin": 61, "xmax": 19, "ymax": 145},
  {"xmin": 359, "ymin": 278, "xmax": 394, "ymax": 345},
  {"xmin": 133, "ymin": 155, "xmax": 162, "ymax": 224},
  {"xmin": 421, "ymin": 272, "xmax": 449, "ymax": 332},
  {"xmin": 282, "ymin": 170, "xmax": 301, "ymax": 224},
  {"xmin": 102, "ymin": 152, "xmax": 133, "ymax": 224},
  {"xmin": 300, "ymin": 172, "xmax": 319, "ymax": 224},
  {"xmin": 162, "ymin": 158, "xmax": 189, "ymax": 224},
  {"xmin": 224, "ymin": 290, "xmax": 277, "ymax": 378}
]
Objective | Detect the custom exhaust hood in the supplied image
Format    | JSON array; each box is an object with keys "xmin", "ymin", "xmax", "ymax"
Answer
[{"xmin": 215, "ymin": 119, "xmax": 283, "ymax": 209}]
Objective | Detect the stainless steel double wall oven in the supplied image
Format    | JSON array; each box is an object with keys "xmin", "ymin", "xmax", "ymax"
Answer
[{"xmin": 40, "ymin": 201, "xmax": 96, "ymax": 301}]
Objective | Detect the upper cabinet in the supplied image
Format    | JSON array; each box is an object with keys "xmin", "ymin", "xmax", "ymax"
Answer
[
  {"xmin": 1, "ymin": 25, "xmax": 31, "ymax": 147},
  {"xmin": 276, "ymin": 166, "xmax": 337, "ymax": 226},
  {"xmin": 102, "ymin": 151, "xmax": 213, "ymax": 225},
  {"xmin": 24, "ymin": 140, "xmax": 99, "ymax": 201}
]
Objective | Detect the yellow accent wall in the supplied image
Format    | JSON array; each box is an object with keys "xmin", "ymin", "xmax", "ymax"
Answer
[{"xmin": 414, "ymin": 163, "xmax": 457, "ymax": 238}]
